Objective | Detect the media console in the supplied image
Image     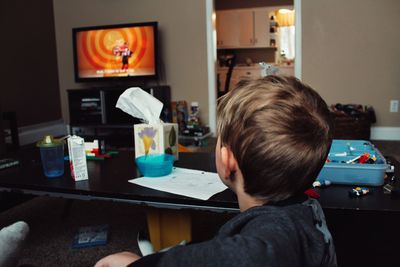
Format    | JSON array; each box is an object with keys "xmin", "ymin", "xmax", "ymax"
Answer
[{"xmin": 67, "ymin": 86, "xmax": 171, "ymax": 148}]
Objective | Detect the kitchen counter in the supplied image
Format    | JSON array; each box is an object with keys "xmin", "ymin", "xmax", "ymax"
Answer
[{"xmin": 217, "ymin": 64, "xmax": 295, "ymax": 92}]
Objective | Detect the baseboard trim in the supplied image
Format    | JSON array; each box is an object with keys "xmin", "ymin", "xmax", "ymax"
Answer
[
  {"xmin": 7, "ymin": 120, "xmax": 68, "ymax": 146},
  {"xmin": 371, "ymin": 127, "xmax": 400, "ymax": 141}
]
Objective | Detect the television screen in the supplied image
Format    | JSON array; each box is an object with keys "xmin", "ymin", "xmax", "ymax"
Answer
[{"xmin": 73, "ymin": 22, "xmax": 158, "ymax": 82}]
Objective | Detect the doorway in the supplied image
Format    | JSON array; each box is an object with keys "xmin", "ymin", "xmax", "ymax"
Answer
[{"xmin": 206, "ymin": 0, "xmax": 301, "ymax": 133}]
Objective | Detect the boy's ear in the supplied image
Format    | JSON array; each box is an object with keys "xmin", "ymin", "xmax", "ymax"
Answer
[{"xmin": 220, "ymin": 146, "xmax": 238, "ymax": 179}]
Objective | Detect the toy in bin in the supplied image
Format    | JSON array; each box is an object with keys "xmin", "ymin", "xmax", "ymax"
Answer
[
  {"xmin": 313, "ymin": 179, "xmax": 331, "ymax": 188},
  {"xmin": 135, "ymin": 154, "xmax": 174, "ymax": 177},
  {"xmin": 349, "ymin": 187, "xmax": 372, "ymax": 198}
]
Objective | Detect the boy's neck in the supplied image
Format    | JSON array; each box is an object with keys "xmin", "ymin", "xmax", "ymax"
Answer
[
  {"xmin": 234, "ymin": 182, "xmax": 267, "ymax": 212},
  {"xmin": 237, "ymin": 192, "xmax": 266, "ymax": 212},
  {"xmin": 228, "ymin": 169, "xmax": 267, "ymax": 212}
]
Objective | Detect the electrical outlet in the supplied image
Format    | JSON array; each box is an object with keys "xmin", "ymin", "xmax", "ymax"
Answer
[{"xmin": 390, "ymin": 100, "xmax": 399, "ymax": 113}]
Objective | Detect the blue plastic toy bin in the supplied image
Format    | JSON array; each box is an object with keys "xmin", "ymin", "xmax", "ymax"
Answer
[{"xmin": 316, "ymin": 140, "xmax": 388, "ymax": 186}]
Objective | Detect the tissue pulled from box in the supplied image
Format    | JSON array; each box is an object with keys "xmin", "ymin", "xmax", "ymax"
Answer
[{"xmin": 116, "ymin": 87, "xmax": 163, "ymax": 125}]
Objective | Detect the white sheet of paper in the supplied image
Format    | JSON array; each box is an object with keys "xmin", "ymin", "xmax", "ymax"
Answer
[{"xmin": 128, "ymin": 167, "xmax": 228, "ymax": 200}]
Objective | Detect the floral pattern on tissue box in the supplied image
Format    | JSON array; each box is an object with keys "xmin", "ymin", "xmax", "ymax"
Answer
[{"xmin": 134, "ymin": 123, "xmax": 178, "ymax": 160}]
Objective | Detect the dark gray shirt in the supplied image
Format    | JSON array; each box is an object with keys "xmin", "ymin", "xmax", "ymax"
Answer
[{"xmin": 132, "ymin": 195, "xmax": 337, "ymax": 267}]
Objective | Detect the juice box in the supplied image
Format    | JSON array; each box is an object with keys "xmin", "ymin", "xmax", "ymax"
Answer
[{"xmin": 67, "ymin": 135, "xmax": 89, "ymax": 181}]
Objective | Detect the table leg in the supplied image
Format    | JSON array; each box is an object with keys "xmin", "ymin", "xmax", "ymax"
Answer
[{"xmin": 146, "ymin": 208, "xmax": 191, "ymax": 251}]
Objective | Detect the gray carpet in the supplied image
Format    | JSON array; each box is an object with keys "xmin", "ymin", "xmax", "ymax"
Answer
[{"xmin": 0, "ymin": 197, "xmax": 146, "ymax": 267}]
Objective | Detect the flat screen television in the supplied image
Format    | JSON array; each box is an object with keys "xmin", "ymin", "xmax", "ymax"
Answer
[{"xmin": 72, "ymin": 21, "xmax": 158, "ymax": 82}]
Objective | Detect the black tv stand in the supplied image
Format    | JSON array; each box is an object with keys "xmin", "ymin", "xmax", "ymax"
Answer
[{"xmin": 67, "ymin": 86, "xmax": 171, "ymax": 148}]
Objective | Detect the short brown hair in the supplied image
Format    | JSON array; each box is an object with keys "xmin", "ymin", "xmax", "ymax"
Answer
[{"xmin": 217, "ymin": 76, "xmax": 333, "ymax": 202}]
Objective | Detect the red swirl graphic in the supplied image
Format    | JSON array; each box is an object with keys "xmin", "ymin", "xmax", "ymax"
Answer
[{"xmin": 76, "ymin": 26, "xmax": 153, "ymax": 76}]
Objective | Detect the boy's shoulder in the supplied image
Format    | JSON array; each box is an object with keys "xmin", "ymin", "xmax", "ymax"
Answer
[
  {"xmin": 224, "ymin": 200, "xmax": 316, "ymax": 235},
  {"xmin": 240, "ymin": 198, "xmax": 329, "ymax": 239},
  {"xmin": 231, "ymin": 199, "xmax": 336, "ymax": 267}
]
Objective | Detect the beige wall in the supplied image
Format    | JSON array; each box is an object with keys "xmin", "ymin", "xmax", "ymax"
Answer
[
  {"xmin": 53, "ymin": 0, "xmax": 400, "ymax": 128},
  {"xmin": 53, "ymin": 0, "xmax": 210, "ymax": 125},
  {"xmin": 302, "ymin": 0, "xmax": 400, "ymax": 127}
]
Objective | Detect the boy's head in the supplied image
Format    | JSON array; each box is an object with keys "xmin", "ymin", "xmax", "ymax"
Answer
[{"xmin": 216, "ymin": 76, "xmax": 333, "ymax": 202}]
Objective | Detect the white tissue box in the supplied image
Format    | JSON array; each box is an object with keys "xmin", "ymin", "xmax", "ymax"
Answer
[{"xmin": 134, "ymin": 123, "xmax": 179, "ymax": 159}]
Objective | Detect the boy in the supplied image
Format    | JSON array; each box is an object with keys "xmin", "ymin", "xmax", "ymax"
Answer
[{"xmin": 95, "ymin": 76, "xmax": 337, "ymax": 267}]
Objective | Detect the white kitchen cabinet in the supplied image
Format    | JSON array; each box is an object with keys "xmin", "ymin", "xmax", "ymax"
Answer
[
  {"xmin": 217, "ymin": 8, "xmax": 274, "ymax": 49},
  {"xmin": 276, "ymin": 65, "xmax": 294, "ymax": 76},
  {"xmin": 253, "ymin": 8, "xmax": 272, "ymax": 48},
  {"xmin": 217, "ymin": 65, "xmax": 263, "ymax": 92},
  {"xmin": 234, "ymin": 67, "xmax": 262, "ymax": 81},
  {"xmin": 238, "ymin": 10, "xmax": 254, "ymax": 47},
  {"xmin": 216, "ymin": 10, "xmax": 240, "ymax": 48}
]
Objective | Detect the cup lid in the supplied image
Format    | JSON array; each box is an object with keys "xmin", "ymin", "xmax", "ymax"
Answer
[{"xmin": 36, "ymin": 135, "xmax": 64, "ymax": 148}]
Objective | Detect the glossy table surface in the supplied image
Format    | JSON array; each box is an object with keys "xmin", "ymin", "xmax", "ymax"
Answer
[
  {"xmin": 0, "ymin": 147, "xmax": 238, "ymax": 212},
  {"xmin": 0, "ymin": 147, "xmax": 399, "ymax": 213}
]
